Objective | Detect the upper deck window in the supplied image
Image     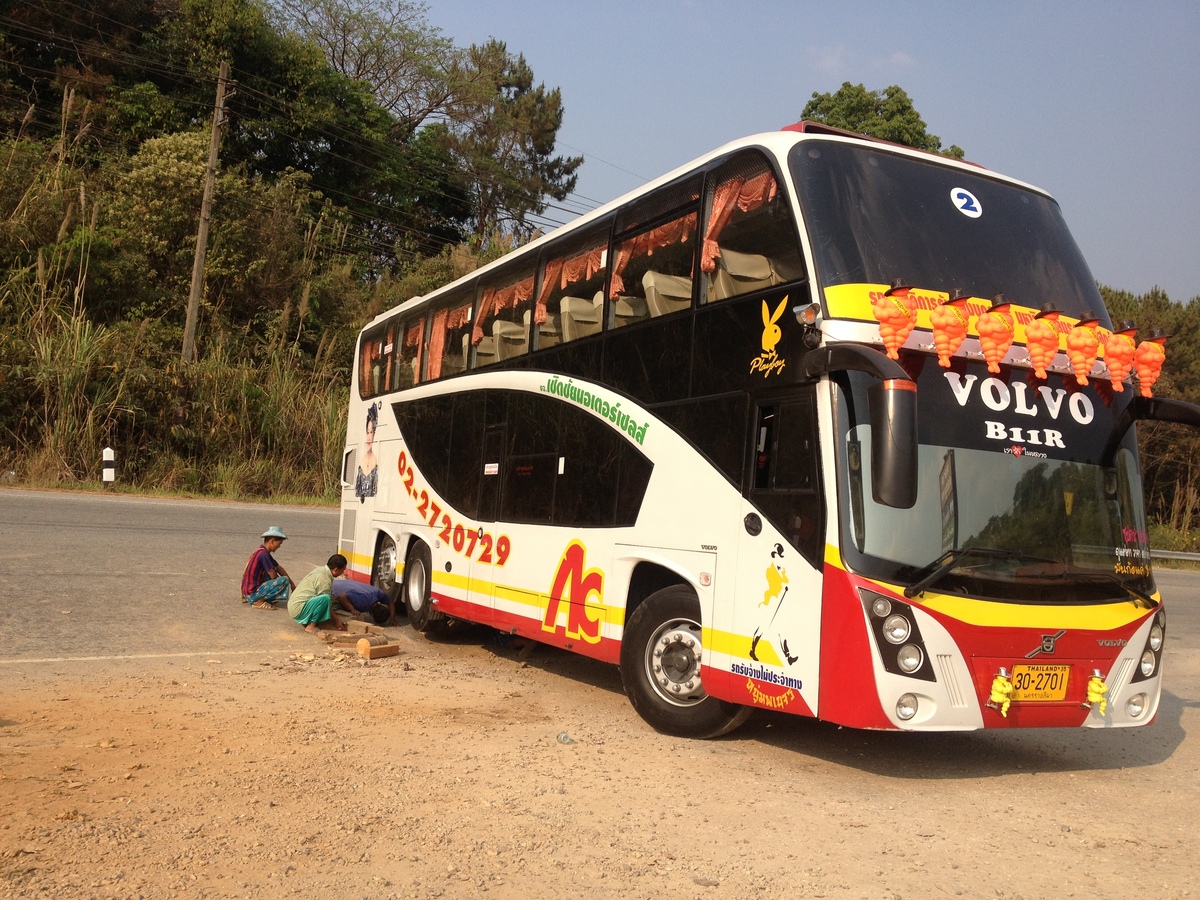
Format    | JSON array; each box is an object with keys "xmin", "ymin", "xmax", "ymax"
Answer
[
  {"xmin": 700, "ymin": 151, "xmax": 806, "ymax": 303},
  {"xmin": 610, "ymin": 211, "xmax": 698, "ymax": 326},
  {"xmin": 426, "ymin": 292, "xmax": 473, "ymax": 380},
  {"xmin": 608, "ymin": 176, "xmax": 701, "ymax": 328},
  {"xmin": 538, "ymin": 229, "xmax": 609, "ymax": 345},
  {"xmin": 473, "ymin": 267, "xmax": 536, "ymax": 366},
  {"xmin": 359, "ymin": 316, "xmax": 423, "ymax": 399}
]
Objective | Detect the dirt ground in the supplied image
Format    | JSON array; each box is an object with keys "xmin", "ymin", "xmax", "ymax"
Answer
[{"xmin": 2, "ymin": 613, "xmax": 1199, "ymax": 900}]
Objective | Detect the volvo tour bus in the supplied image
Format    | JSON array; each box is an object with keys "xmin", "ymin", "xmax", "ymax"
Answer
[{"xmin": 337, "ymin": 122, "xmax": 1200, "ymax": 738}]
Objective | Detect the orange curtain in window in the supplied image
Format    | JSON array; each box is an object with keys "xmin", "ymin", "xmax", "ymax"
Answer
[
  {"xmin": 472, "ymin": 277, "xmax": 534, "ymax": 344},
  {"xmin": 405, "ymin": 324, "xmax": 422, "ymax": 385},
  {"xmin": 427, "ymin": 309, "xmax": 448, "ymax": 380},
  {"xmin": 535, "ymin": 248, "xmax": 604, "ymax": 323},
  {"xmin": 383, "ymin": 326, "xmax": 395, "ymax": 392},
  {"xmin": 536, "ymin": 258, "xmax": 564, "ymax": 325},
  {"xmin": 701, "ymin": 171, "xmax": 777, "ymax": 273},
  {"xmin": 609, "ymin": 214, "xmax": 696, "ymax": 298},
  {"xmin": 360, "ymin": 340, "xmax": 375, "ymax": 394}
]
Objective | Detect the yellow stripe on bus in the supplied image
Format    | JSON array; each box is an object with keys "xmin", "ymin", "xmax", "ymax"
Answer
[
  {"xmin": 822, "ymin": 283, "xmax": 1105, "ymax": 353},
  {"xmin": 825, "ymin": 545, "xmax": 1155, "ymax": 629},
  {"xmin": 914, "ymin": 592, "xmax": 1157, "ymax": 629},
  {"xmin": 704, "ymin": 628, "xmax": 783, "ymax": 667}
]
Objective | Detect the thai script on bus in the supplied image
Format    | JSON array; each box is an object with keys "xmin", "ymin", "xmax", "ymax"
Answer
[{"xmin": 541, "ymin": 376, "xmax": 649, "ymax": 445}]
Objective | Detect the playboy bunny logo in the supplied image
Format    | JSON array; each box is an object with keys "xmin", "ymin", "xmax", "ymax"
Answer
[
  {"xmin": 750, "ymin": 295, "xmax": 789, "ymax": 377},
  {"xmin": 761, "ymin": 297, "xmax": 788, "ymax": 353}
]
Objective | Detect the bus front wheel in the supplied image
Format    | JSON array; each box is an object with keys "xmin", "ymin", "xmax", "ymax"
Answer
[
  {"xmin": 404, "ymin": 542, "xmax": 443, "ymax": 633},
  {"xmin": 620, "ymin": 585, "xmax": 751, "ymax": 739}
]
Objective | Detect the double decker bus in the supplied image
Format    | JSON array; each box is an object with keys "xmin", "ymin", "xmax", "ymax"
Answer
[{"xmin": 338, "ymin": 122, "xmax": 1200, "ymax": 738}]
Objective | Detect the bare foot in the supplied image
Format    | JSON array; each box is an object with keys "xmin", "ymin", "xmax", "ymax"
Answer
[{"xmin": 304, "ymin": 623, "xmax": 317, "ymax": 633}]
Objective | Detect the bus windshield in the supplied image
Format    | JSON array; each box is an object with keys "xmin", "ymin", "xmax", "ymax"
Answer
[
  {"xmin": 833, "ymin": 363, "xmax": 1155, "ymax": 604},
  {"xmin": 789, "ymin": 140, "xmax": 1108, "ymax": 324}
]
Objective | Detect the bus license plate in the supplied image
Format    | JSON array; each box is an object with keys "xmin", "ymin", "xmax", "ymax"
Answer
[{"xmin": 1010, "ymin": 664, "xmax": 1070, "ymax": 702}]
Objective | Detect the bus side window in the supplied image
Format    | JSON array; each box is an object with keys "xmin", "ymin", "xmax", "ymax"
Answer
[
  {"xmin": 425, "ymin": 297, "xmax": 471, "ymax": 381},
  {"xmin": 401, "ymin": 319, "xmax": 424, "ymax": 387},
  {"xmin": 358, "ymin": 334, "xmax": 378, "ymax": 399},
  {"xmin": 359, "ymin": 324, "xmax": 399, "ymax": 399},
  {"xmin": 538, "ymin": 235, "xmax": 608, "ymax": 345},
  {"xmin": 700, "ymin": 151, "xmax": 805, "ymax": 304},
  {"xmin": 609, "ymin": 211, "xmax": 697, "ymax": 326},
  {"xmin": 473, "ymin": 269, "xmax": 535, "ymax": 366}
]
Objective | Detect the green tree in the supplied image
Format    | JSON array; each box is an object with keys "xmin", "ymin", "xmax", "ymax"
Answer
[
  {"xmin": 801, "ymin": 82, "xmax": 965, "ymax": 159},
  {"xmin": 268, "ymin": 0, "xmax": 458, "ymax": 138},
  {"xmin": 1100, "ymin": 284, "xmax": 1200, "ymax": 533},
  {"xmin": 446, "ymin": 39, "xmax": 582, "ymax": 240}
]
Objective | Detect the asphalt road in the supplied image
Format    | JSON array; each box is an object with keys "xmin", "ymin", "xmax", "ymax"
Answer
[
  {"xmin": 1, "ymin": 486, "xmax": 1198, "ymax": 724},
  {"xmin": 0, "ymin": 488, "xmax": 343, "ymax": 665},
  {"xmin": 2, "ymin": 487, "xmax": 1200, "ymax": 676}
]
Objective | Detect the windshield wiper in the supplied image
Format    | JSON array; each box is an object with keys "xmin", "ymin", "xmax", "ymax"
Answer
[
  {"xmin": 1051, "ymin": 571, "xmax": 1157, "ymax": 608},
  {"xmin": 903, "ymin": 547, "xmax": 1053, "ymax": 598}
]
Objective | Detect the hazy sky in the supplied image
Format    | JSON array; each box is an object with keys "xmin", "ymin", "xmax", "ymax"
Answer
[{"xmin": 426, "ymin": 1, "xmax": 1200, "ymax": 302}]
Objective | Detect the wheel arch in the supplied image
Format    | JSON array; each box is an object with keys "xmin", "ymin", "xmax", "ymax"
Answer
[{"xmin": 622, "ymin": 561, "xmax": 694, "ymax": 628}]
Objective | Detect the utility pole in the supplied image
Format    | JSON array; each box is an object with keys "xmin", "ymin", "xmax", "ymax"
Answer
[{"xmin": 182, "ymin": 60, "xmax": 230, "ymax": 363}]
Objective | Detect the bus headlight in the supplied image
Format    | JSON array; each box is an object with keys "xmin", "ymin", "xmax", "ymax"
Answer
[
  {"xmin": 1140, "ymin": 649, "xmax": 1156, "ymax": 678},
  {"xmin": 1149, "ymin": 624, "xmax": 1163, "ymax": 652},
  {"xmin": 896, "ymin": 693, "xmax": 918, "ymax": 721},
  {"xmin": 883, "ymin": 614, "xmax": 911, "ymax": 644},
  {"xmin": 897, "ymin": 644, "xmax": 924, "ymax": 674},
  {"xmin": 1126, "ymin": 693, "xmax": 1148, "ymax": 718},
  {"xmin": 871, "ymin": 596, "xmax": 892, "ymax": 618}
]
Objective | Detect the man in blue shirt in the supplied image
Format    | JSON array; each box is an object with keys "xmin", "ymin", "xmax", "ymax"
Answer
[{"xmin": 332, "ymin": 579, "xmax": 397, "ymax": 626}]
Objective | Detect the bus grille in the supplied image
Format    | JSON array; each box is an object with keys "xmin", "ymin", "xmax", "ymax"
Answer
[
  {"xmin": 936, "ymin": 654, "xmax": 968, "ymax": 708},
  {"xmin": 1108, "ymin": 657, "xmax": 1134, "ymax": 692},
  {"xmin": 341, "ymin": 508, "xmax": 356, "ymax": 545}
]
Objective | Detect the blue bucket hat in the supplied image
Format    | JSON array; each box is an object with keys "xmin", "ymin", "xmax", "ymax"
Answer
[{"xmin": 262, "ymin": 526, "xmax": 287, "ymax": 540}]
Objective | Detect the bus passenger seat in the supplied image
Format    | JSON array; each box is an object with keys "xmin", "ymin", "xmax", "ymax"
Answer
[
  {"xmin": 643, "ymin": 270, "xmax": 693, "ymax": 317},
  {"xmin": 612, "ymin": 295, "xmax": 649, "ymax": 328},
  {"xmin": 525, "ymin": 308, "xmax": 561, "ymax": 349},
  {"xmin": 466, "ymin": 332, "xmax": 497, "ymax": 367},
  {"xmin": 492, "ymin": 319, "xmax": 528, "ymax": 361},
  {"xmin": 560, "ymin": 296, "xmax": 602, "ymax": 341},
  {"xmin": 709, "ymin": 248, "xmax": 777, "ymax": 301}
]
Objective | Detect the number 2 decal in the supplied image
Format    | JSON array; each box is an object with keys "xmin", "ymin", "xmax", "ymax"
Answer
[{"xmin": 951, "ymin": 187, "xmax": 982, "ymax": 218}]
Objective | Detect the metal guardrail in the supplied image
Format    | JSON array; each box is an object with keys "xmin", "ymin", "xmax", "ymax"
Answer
[{"xmin": 1151, "ymin": 549, "xmax": 1200, "ymax": 562}]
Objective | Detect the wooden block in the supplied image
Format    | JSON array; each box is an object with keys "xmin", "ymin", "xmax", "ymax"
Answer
[{"xmin": 358, "ymin": 639, "xmax": 400, "ymax": 659}]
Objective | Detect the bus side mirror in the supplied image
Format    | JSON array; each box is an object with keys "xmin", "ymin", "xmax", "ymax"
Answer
[{"xmin": 868, "ymin": 378, "xmax": 918, "ymax": 509}]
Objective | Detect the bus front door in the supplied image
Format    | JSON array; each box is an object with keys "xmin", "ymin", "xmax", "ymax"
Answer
[{"xmin": 732, "ymin": 399, "xmax": 824, "ymax": 716}]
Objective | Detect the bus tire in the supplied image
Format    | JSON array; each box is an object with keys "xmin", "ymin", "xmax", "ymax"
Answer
[
  {"xmin": 620, "ymin": 585, "xmax": 752, "ymax": 739},
  {"xmin": 371, "ymin": 534, "xmax": 403, "ymax": 616},
  {"xmin": 404, "ymin": 542, "xmax": 443, "ymax": 633}
]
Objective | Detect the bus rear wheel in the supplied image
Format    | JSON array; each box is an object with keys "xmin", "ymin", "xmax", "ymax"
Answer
[
  {"xmin": 620, "ymin": 585, "xmax": 752, "ymax": 739},
  {"xmin": 371, "ymin": 535, "xmax": 402, "ymax": 616},
  {"xmin": 404, "ymin": 542, "xmax": 444, "ymax": 634}
]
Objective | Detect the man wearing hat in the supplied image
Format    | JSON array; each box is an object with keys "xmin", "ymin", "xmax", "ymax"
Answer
[{"xmin": 240, "ymin": 526, "xmax": 296, "ymax": 609}]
